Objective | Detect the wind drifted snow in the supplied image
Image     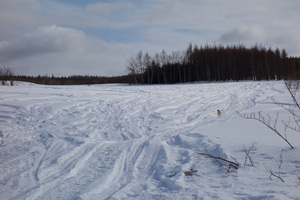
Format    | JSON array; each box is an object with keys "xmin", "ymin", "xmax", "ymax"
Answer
[{"xmin": 0, "ymin": 81, "xmax": 299, "ymax": 199}]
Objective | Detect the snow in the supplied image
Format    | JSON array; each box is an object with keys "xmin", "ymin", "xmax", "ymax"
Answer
[{"xmin": 0, "ymin": 81, "xmax": 299, "ymax": 200}]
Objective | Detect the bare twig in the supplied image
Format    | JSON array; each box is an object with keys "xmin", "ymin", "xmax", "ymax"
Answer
[
  {"xmin": 184, "ymin": 168, "xmax": 198, "ymax": 176},
  {"xmin": 198, "ymin": 153, "xmax": 239, "ymax": 167},
  {"xmin": 265, "ymin": 167, "xmax": 285, "ymax": 183},
  {"xmin": 242, "ymin": 143, "xmax": 256, "ymax": 166},
  {"xmin": 167, "ymin": 172, "xmax": 177, "ymax": 177},
  {"xmin": 264, "ymin": 149, "xmax": 285, "ymax": 183},
  {"xmin": 237, "ymin": 111, "xmax": 293, "ymax": 149},
  {"xmin": 272, "ymin": 97, "xmax": 300, "ymax": 119},
  {"xmin": 284, "ymin": 79, "xmax": 300, "ymax": 110},
  {"xmin": 226, "ymin": 164, "xmax": 238, "ymax": 174},
  {"xmin": 230, "ymin": 156, "xmax": 240, "ymax": 166},
  {"xmin": 272, "ymin": 97, "xmax": 300, "ymax": 133},
  {"xmin": 282, "ymin": 115, "xmax": 300, "ymax": 133},
  {"xmin": 198, "ymin": 152, "xmax": 239, "ymax": 174}
]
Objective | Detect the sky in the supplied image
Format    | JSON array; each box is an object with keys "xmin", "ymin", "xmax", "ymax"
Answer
[{"xmin": 0, "ymin": 0, "xmax": 300, "ymax": 77}]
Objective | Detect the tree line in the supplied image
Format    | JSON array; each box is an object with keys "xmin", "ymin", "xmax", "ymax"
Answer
[
  {"xmin": 12, "ymin": 74, "xmax": 134, "ymax": 85},
  {"xmin": 0, "ymin": 65, "xmax": 134, "ymax": 86},
  {"xmin": 126, "ymin": 44, "xmax": 300, "ymax": 84},
  {"xmin": 1, "ymin": 44, "xmax": 299, "ymax": 86}
]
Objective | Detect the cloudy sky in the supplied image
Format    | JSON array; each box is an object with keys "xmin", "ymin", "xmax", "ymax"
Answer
[{"xmin": 1, "ymin": 0, "xmax": 299, "ymax": 77}]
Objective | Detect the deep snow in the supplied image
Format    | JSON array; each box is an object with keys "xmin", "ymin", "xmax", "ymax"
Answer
[{"xmin": 0, "ymin": 81, "xmax": 299, "ymax": 200}]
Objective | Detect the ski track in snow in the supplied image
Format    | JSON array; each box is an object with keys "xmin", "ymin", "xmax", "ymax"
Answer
[{"xmin": 0, "ymin": 81, "xmax": 299, "ymax": 200}]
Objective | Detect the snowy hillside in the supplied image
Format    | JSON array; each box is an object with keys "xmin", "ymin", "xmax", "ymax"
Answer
[{"xmin": 0, "ymin": 81, "xmax": 299, "ymax": 200}]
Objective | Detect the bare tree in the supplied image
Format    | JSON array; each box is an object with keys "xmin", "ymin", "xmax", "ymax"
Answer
[
  {"xmin": 0, "ymin": 65, "xmax": 15, "ymax": 86},
  {"xmin": 0, "ymin": 67, "xmax": 3, "ymax": 85},
  {"xmin": 143, "ymin": 52, "xmax": 151, "ymax": 84},
  {"xmin": 185, "ymin": 43, "xmax": 193, "ymax": 82},
  {"xmin": 160, "ymin": 49, "xmax": 168, "ymax": 84},
  {"xmin": 136, "ymin": 50, "xmax": 145, "ymax": 84},
  {"xmin": 154, "ymin": 53, "xmax": 161, "ymax": 84},
  {"xmin": 126, "ymin": 56, "xmax": 138, "ymax": 84}
]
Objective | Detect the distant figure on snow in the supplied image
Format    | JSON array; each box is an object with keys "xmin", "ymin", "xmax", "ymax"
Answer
[{"xmin": 217, "ymin": 109, "xmax": 222, "ymax": 117}]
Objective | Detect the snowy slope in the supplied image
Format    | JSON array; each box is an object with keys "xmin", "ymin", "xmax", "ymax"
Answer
[{"xmin": 0, "ymin": 81, "xmax": 299, "ymax": 200}]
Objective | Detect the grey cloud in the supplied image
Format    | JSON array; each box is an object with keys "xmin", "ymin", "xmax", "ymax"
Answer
[
  {"xmin": 219, "ymin": 26, "xmax": 264, "ymax": 43},
  {"xmin": 0, "ymin": 25, "xmax": 87, "ymax": 62}
]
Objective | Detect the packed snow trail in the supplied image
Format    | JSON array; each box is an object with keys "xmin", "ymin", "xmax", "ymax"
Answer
[{"xmin": 0, "ymin": 81, "xmax": 299, "ymax": 199}]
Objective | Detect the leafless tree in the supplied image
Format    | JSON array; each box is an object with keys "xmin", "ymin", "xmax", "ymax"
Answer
[
  {"xmin": 0, "ymin": 65, "xmax": 15, "ymax": 86},
  {"xmin": 136, "ymin": 50, "xmax": 145, "ymax": 84},
  {"xmin": 126, "ymin": 56, "xmax": 138, "ymax": 84},
  {"xmin": 126, "ymin": 51, "xmax": 148, "ymax": 84},
  {"xmin": 0, "ymin": 67, "xmax": 3, "ymax": 85},
  {"xmin": 154, "ymin": 53, "xmax": 161, "ymax": 84},
  {"xmin": 143, "ymin": 52, "xmax": 151, "ymax": 84},
  {"xmin": 160, "ymin": 49, "xmax": 168, "ymax": 84}
]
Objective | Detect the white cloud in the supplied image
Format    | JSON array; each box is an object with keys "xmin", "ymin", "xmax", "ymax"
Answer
[{"xmin": 0, "ymin": 25, "xmax": 137, "ymax": 76}]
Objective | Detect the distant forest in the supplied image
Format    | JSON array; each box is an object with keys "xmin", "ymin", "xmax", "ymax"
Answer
[
  {"xmin": 126, "ymin": 44, "xmax": 300, "ymax": 84},
  {"xmin": 9, "ymin": 75, "xmax": 133, "ymax": 85},
  {"xmin": 1, "ymin": 43, "xmax": 300, "ymax": 85}
]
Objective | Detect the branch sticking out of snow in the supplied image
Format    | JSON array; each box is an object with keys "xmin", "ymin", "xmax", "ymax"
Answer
[
  {"xmin": 198, "ymin": 152, "xmax": 239, "ymax": 174},
  {"xmin": 237, "ymin": 111, "xmax": 294, "ymax": 149},
  {"xmin": 264, "ymin": 149, "xmax": 285, "ymax": 183},
  {"xmin": 242, "ymin": 143, "xmax": 256, "ymax": 166},
  {"xmin": 184, "ymin": 168, "xmax": 198, "ymax": 176}
]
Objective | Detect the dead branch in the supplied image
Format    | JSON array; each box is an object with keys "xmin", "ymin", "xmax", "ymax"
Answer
[
  {"xmin": 226, "ymin": 164, "xmax": 238, "ymax": 174},
  {"xmin": 184, "ymin": 168, "xmax": 198, "ymax": 176},
  {"xmin": 272, "ymin": 97, "xmax": 300, "ymax": 133},
  {"xmin": 230, "ymin": 156, "xmax": 240, "ymax": 166},
  {"xmin": 284, "ymin": 79, "xmax": 300, "ymax": 110},
  {"xmin": 264, "ymin": 149, "xmax": 285, "ymax": 183},
  {"xmin": 282, "ymin": 115, "xmax": 300, "ymax": 133},
  {"xmin": 198, "ymin": 153, "xmax": 239, "ymax": 167},
  {"xmin": 265, "ymin": 167, "xmax": 285, "ymax": 183},
  {"xmin": 242, "ymin": 143, "xmax": 255, "ymax": 166},
  {"xmin": 167, "ymin": 172, "xmax": 177, "ymax": 177},
  {"xmin": 272, "ymin": 97, "xmax": 300, "ymax": 119},
  {"xmin": 198, "ymin": 152, "xmax": 239, "ymax": 174},
  {"xmin": 237, "ymin": 111, "xmax": 294, "ymax": 149}
]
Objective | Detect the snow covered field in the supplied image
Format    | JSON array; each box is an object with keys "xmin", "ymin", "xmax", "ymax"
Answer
[{"xmin": 0, "ymin": 81, "xmax": 299, "ymax": 200}]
